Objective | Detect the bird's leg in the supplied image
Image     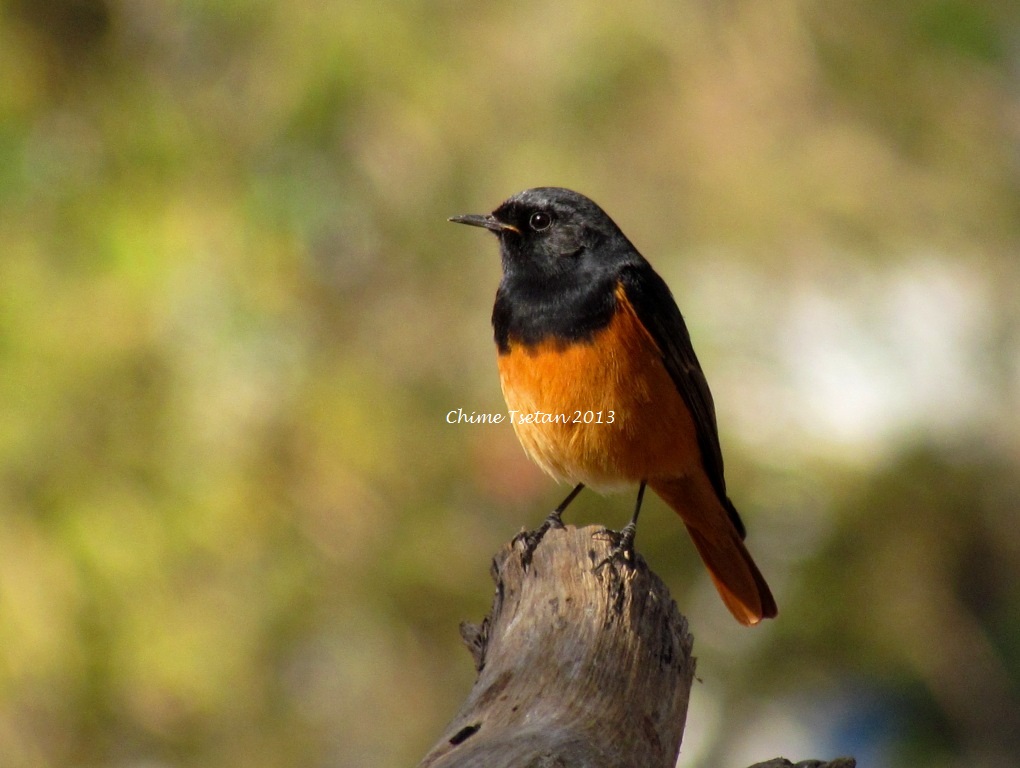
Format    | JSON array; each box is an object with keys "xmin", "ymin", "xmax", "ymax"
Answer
[
  {"xmin": 595, "ymin": 481, "xmax": 646, "ymax": 571},
  {"xmin": 545, "ymin": 482, "xmax": 585, "ymax": 530},
  {"xmin": 618, "ymin": 480, "xmax": 646, "ymax": 553},
  {"xmin": 520, "ymin": 483, "xmax": 585, "ymax": 567}
]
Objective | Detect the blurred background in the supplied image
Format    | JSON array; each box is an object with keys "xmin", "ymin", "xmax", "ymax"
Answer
[{"xmin": 1, "ymin": 0, "xmax": 1018, "ymax": 766}]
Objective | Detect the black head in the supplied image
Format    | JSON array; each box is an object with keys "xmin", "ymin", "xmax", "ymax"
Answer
[
  {"xmin": 450, "ymin": 188, "xmax": 649, "ymax": 349},
  {"xmin": 449, "ymin": 187, "xmax": 640, "ymax": 281}
]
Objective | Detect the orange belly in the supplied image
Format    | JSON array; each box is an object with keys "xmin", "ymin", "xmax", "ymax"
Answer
[{"xmin": 497, "ymin": 291, "xmax": 701, "ymax": 492}]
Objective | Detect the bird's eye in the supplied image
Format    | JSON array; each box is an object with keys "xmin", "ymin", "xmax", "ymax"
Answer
[{"xmin": 529, "ymin": 211, "xmax": 552, "ymax": 231}]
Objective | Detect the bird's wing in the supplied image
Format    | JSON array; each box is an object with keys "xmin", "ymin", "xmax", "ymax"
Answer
[{"xmin": 618, "ymin": 263, "xmax": 746, "ymax": 538}]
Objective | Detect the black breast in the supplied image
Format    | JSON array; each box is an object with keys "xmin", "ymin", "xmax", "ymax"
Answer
[{"xmin": 492, "ymin": 274, "xmax": 619, "ymax": 353}]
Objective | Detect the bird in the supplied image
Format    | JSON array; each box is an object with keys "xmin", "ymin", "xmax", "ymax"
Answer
[{"xmin": 449, "ymin": 187, "xmax": 777, "ymax": 626}]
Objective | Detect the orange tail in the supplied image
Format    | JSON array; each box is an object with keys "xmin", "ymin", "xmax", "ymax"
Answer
[{"xmin": 650, "ymin": 478, "xmax": 778, "ymax": 626}]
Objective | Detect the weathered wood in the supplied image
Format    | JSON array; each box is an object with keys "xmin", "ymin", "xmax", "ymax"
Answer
[
  {"xmin": 418, "ymin": 525, "xmax": 694, "ymax": 768},
  {"xmin": 416, "ymin": 524, "xmax": 856, "ymax": 768}
]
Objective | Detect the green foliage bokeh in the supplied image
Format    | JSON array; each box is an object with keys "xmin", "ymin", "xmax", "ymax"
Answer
[{"xmin": 1, "ymin": 1, "xmax": 1018, "ymax": 766}]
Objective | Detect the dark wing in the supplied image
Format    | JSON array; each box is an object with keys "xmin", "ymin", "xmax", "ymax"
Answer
[{"xmin": 619, "ymin": 263, "xmax": 746, "ymax": 538}]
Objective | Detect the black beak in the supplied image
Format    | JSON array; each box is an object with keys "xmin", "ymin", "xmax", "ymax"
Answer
[{"xmin": 448, "ymin": 213, "xmax": 520, "ymax": 234}]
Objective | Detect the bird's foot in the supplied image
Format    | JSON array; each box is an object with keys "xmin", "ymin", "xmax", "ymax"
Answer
[
  {"xmin": 593, "ymin": 521, "xmax": 637, "ymax": 573},
  {"xmin": 516, "ymin": 509, "xmax": 566, "ymax": 570}
]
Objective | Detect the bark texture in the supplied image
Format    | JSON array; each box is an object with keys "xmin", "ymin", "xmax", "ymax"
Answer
[{"xmin": 416, "ymin": 525, "xmax": 855, "ymax": 768}]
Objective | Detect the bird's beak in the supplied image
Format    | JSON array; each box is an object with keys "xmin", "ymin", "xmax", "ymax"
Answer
[{"xmin": 448, "ymin": 213, "xmax": 520, "ymax": 234}]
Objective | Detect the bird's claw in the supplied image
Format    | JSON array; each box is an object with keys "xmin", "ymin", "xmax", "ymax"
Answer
[
  {"xmin": 518, "ymin": 510, "xmax": 566, "ymax": 569},
  {"xmin": 592, "ymin": 522, "xmax": 637, "ymax": 573}
]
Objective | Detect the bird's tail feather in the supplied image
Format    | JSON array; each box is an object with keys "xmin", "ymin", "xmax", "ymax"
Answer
[{"xmin": 651, "ymin": 478, "xmax": 777, "ymax": 626}]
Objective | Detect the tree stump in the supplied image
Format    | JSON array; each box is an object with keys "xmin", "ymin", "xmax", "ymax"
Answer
[{"xmin": 416, "ymin": 525, "xmax": 854, "ymax": 768}]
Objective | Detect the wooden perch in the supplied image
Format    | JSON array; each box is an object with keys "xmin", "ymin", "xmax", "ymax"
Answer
[{"xmin": 416, "ymin": 525, "xmax": 855, "ymax": 768}]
